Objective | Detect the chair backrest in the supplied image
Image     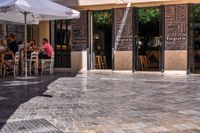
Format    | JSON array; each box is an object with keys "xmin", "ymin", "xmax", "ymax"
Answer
[
  {"xmin": 15, "ymin": 52, "xmax": 20, "ymax": 63},
  {"xmin": 31, "ymin": 51, "xmax": 38, "ymax": 61},
  {"xmin": 51, "ymin": 52, "xmax": 54, "ymax": 61}
]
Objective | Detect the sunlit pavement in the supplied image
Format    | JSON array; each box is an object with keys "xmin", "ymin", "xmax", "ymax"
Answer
[{"xmin": 0, "ymin": 72, "xmax": 200, "ymax": 133}]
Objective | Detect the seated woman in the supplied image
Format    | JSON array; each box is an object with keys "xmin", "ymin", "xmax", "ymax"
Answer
[
  {"xmin": 20, "ymin": 40, "xmax": 39, "ymax": 52},
  {"xmin": 0, "ymin": 39, "xmax": 8, "ymax": 52},
  {"xmin": 0, "ymin": 39, "xmax": 15, "ymax": 70},
  {"xmin": 20, "ymin": 40, "xmax": 39, "ymax": 59},
  {"xmin": 28, "ymin": 40, "xmax": 39, "ymax": 51}
]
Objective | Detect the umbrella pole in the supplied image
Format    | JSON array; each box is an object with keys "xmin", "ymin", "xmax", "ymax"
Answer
[{"xmin": 24, "ymin": 12, "xmax": 28, "ymax": 78}]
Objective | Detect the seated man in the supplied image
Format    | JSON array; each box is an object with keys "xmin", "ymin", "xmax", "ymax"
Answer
[
  {"xmin": 39, "ymin": 38, "xmax": 54, "ymax": 59},
  {"xmin": 8, "ymin": 33, "xmax": 18, "ymax": 55}
]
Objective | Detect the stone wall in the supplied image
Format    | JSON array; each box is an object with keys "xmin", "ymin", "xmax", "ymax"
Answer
[
  {"xmin": 71, "ymin": 11, "xmax": 88, "ymax": 72},
  {"xmin": 164, "ymin": 4, "xmax": 188, "ymax": 71},
  {"xmin": 113, "ymin": 8, "xmax": 133, "ymax": 70}
]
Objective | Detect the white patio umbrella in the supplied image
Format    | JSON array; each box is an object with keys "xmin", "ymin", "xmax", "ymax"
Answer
[
  {"xmin": 0, "ymin": 0, "xmax": 80, "ymax": 78},
  {"xmin": 53, "ymin": 0, "xmax": 174, "ymax": 7}
]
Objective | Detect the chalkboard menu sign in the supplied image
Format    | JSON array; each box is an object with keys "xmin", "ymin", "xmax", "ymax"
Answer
[
  {"xmin": 71, "ymin": 11, "xmax": 88, "ymax": 51},
  {"xmin": 165, "ymin": 5, "xmax": 188, "ymax": 50},
  {"xmin": 114, "ymin": 8, "xmax": 133, "ymax": 51}
]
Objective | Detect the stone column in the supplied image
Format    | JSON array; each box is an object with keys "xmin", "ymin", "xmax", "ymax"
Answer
[
  {"xmin": 113, "ymin": 8, "xmax": 133, "ymax": 70},
  {"xmin": 71, "ymin": 11, "xmax": 88, "ymax": 72},
  {"xmin": 164, "ymin": 4, "xmax": 188, "ymax": 72}
]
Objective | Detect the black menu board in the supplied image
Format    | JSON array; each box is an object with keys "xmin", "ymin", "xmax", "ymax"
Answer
[
  {"xmin": 71, "ymin": 11, "xmax": 88, "ymax": 51},
  {"xmin": 165, "ymin": 5, "xmax": 188, "ymax": 50},
  {"xmin": 114, "ymin": 8, "xmax": 133, "ymax": 51}
]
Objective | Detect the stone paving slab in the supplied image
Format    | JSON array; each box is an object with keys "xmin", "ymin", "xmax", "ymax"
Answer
[{"xmin": 0, "ymin": 72, "xmax": 200, "ymax": 133}]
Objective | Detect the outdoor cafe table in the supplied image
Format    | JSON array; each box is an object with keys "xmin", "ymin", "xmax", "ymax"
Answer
[{"xmin": 20, "ymin": 48, "xmax": 39, "ymax": 75}]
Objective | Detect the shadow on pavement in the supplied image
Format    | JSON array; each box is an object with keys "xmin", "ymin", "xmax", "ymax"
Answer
[{"xmin": 0, "ymin": 72, "xmax": 78, "ymax": 131}]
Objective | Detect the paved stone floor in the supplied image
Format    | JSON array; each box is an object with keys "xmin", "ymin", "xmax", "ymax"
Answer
[{"xmin": 0, "ymin": 71, "xmax": 200, "ymax": 133}]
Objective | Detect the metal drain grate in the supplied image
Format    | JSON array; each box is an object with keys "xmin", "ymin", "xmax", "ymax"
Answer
[{"xmin": 0, "ymin": 119, "xmax": 63, "ymax": 133}]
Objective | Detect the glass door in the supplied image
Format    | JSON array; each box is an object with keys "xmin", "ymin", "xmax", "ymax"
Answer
[
  {"xmin": 189, "ymin": 4, "xmax": 200, "ymax": 73},
  {"xmin": 188, "ymin": 4, "xmax": 195, "ymax": 73},
  {"xmin": 54, "ymin": 20, "xmax": 71, "ymax": 68},
  {"xmin": 134, "ymin": 7, "xmax": 164, "ymax": 72},
  {"xmin": 91, "ymin": 10, "xmax": 113, "ymax": 70}
]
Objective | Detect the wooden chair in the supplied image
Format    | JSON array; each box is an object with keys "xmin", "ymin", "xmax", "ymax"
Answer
[
  {"xmin": 95, "ymin": 55, "xmax": 101, "ymax": 69},
  {"xmin": 103, "ymin": 56, "xmax": 107, "ymax": 69},
  {"xmin": 94, "ymin": 55, "xmax": 108, "ymax": 69},
  {"xmin": 138, "ymin": 55, "xmax": 148, "ymax": 71},
  {"xmin": 143, "ymin": 56, "xmax": 148, "ymax": 70},
  {"xmin": 21, "ymin": 51, "xmax": 30, "ymax": 75},
  {"xmin": 3, "ymin": 52, "xmax": 19, "ymax": 77},
  {"xmin": 0, "ymin": 61, "xmax": 2, "ymax": 77},
  {"xmin": 29, "ymin": 51, "xmax": 38, "ymax": 75},
  {"xmin": 41, "ymin": 52, "xmax": 54, "ymax": 75},
  {"xmin": 13, "ymin": 52, "xmax": 20, "ymax": 77},
  {"xmin": 146, "ymin": 50, "xmax": 160, "ymax": 69},
  {"xmin": 99, "ymin": 56, "xmax": 105, "ymax": 69}
]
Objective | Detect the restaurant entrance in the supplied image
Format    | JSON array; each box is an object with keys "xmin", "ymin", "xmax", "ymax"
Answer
[
  {"xmin": 133, "ymin": 7, "xmax": 164, "ymax": 72},
  {"xmin": 54, "ymin": 20, "xmax": 71, "ymax": 68},
  {"xmin": 189, "ymin": 4, "xmax": 200, "ymax": 73},
  {"xmin": 89, "ymin": 10, "xmax": 113, "ymax": 70}
]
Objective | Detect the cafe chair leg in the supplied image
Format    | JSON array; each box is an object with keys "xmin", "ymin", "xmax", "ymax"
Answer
[
  {"xmin": 29, "ymin": 62, "xmax": 32, "ymax": 75},
  {"xmin": 96, "ymin": 56, "xmax": 101, "ymax": 69},
  {"xmin": 41, "ymin": 61, "xmax": 44, "ymax": 75},
  {"xmin": 35, "ymin": 61, "xmax": 38, "ymax": 75},
  {"xmin": 3, "ymin": 68, "xmax": 6, "ymax": 77},
  {"xmin": 103, "ymin": 56, "xmax": 107, "ymax": 69},
  {"xmin": 50, "ymin": 62, "xmax": 53, "ymax": 74},
  {"xmin": 100, "ymin": 56, "xmax": 104, "ymax": 69},
  {"xmin": 15, "ymin": 64, "xmax": 19, "ymax": 77},
  {"xmin": 13, "ymin": 65, "xmax": 16, "ymax": 77},
  {"xmin": 41, "ymin": 52, "xmax": 54, "ymax": 75}
]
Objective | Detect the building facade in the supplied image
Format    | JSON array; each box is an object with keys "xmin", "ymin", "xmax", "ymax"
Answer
[
  {"xmin": 1, "ymin": 0, "xmax": 200, "ymax": 74},
  {"xmin": 48, "ymin": 1, "xmax": 200, "ymax": 74}
]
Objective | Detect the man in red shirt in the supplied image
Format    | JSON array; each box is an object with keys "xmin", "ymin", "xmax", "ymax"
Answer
[{"xmin": 39, "ymin": 38, "xmax": 54, "ymax": 59}]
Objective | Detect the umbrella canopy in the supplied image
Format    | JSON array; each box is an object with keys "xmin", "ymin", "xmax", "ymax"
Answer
[
  {"xmin": 0, "ymin": 0, "xmax": 80, "ymax": 24},
  {"xmin": 53, "ymin": 0, "xmax": 174, "ymax": 7}
]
